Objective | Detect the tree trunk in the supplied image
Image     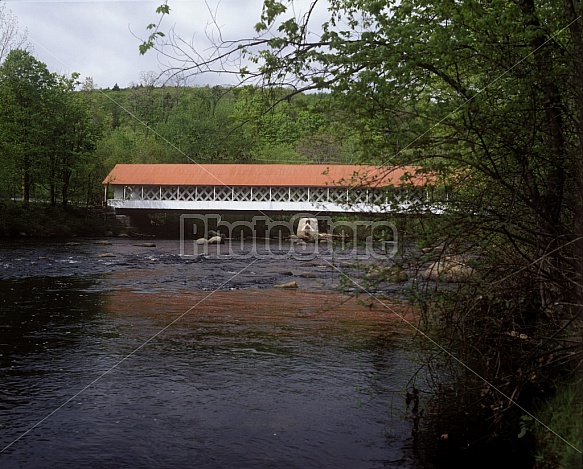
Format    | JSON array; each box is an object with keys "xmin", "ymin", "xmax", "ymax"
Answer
[
  {"xmin": 61, "ymin": 169, "xmax": 71, "ymax": 210},
  {"xmin": 50, "ymin": 160, "xmax": 56, "ymax": 207},
  {"xmin": 21, "ymin": 157, "xmax": 30, "ymax": 205}
]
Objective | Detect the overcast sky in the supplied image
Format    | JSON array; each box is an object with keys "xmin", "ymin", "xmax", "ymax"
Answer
[{"xmin": 4, "ymin": 0, "xmax": 326, "ymax": 89}]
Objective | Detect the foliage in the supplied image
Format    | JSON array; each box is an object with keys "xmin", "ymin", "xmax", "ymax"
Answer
[
  {"xmin": 0, "ymin": 50, "xmax": 103, "ymax": 207},
  {"xmin": 93, "ymin": 82, "xmax": 355, "ymax": 165},
  {"xmin": 0, "ymin": 49, "xmax": 56, "ymax": 203},
  {"xmin": 533, "ymin": 377, "xmax": 583, "ymax": 469}
]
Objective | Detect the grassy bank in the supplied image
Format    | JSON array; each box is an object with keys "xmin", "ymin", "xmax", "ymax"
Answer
[
  {"xmin": 533, "ymin": 376, "xmax": 583, "ymax": 469},
  {"xmin": 0, "ymin": 202, "xmax": 122, "ymax": 238}
]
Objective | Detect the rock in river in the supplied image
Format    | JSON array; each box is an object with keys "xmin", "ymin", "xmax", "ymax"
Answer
[
  {"xmin": 207, "ymin": 236, "xmax": 224, "ymax": 245},
  {"xmin": 274, "ymin": 281, "xmax": 298, "ymax": 289},
  {"xmin": 422, "ymin": 256, "xmax": 474, "ymax": 282}
]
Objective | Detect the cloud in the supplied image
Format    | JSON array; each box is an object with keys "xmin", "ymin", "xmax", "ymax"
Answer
[
  {"xmin": 5, "ymin": 0, "xmax": 326, "ymax": 89},
  {"xmin": 8, "ymin": 1, "xmax": 166, "ymax": 88}
]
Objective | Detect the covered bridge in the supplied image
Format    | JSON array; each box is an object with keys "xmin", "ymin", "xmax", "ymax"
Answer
[{"xmin": 102, "ymin": 164, "xmax": 432, "ymax": 213}]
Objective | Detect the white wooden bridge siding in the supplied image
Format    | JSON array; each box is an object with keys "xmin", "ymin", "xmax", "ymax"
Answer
[{"xmin": 108, "ymin": 185, "xmax": 423, "ymax": 213}]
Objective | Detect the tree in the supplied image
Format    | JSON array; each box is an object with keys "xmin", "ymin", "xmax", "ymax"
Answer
[
  {"xmin": 128, "ymin": 71, "xmax": 160, "ymax": 137},
  {"xmin": 145, "ymin": 0, "xmax": 583, "ymax": 461},
  {"xmin": 0, "ymin": 50, "xmax": 102, "ymax": 207},
  {"xmin": 296, "ymin": 132, "xmax": 344, "ymax": 163},
  {"xmin": 0, "ymin": 49, "xmax": 55, "ymax": 204},
  {"xmin": 0, "ymin": 3, "xmax": 28, "ymax": 63},
  {"xmin": 48, "ymin": 73, "xmax": 103, "ymax": 208}
]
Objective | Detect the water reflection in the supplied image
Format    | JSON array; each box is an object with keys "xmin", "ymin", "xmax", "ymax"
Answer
[
  {"xmin": 1, "ymin": 274, "xmax": 420, "ymax": 468},
  {"xmin": 0, "ymin": 276, "xmax": 107, "ymax": 364}
]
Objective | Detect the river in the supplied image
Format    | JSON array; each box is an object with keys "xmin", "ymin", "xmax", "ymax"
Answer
[{"xmin": 0, "ymin": 238, "xmax": 426, "ymax": 468}]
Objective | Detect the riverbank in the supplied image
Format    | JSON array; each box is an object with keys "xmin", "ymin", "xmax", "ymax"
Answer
[{"xmin": 0, "ymin": 202, "xmax": 122, "ymax": 238}]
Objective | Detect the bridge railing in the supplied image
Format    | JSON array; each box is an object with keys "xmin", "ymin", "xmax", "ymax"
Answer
[
  {"xmin": 109, "ymin": 184, "xmax": 432, "ymax": 213},
  {"xmin": 116, "ymin": 185, "xmax": 422, "ymax": 204}
]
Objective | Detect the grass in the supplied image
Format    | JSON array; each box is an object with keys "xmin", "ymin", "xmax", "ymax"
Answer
[{"xmin": 534, "ymin": 376, "xmax": 583, "ymax": 469}]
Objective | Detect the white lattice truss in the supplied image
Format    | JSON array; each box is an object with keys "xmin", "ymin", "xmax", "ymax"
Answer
[{"xmin": 108, "ymin": 185, "xmax": 428, "ymax": 213}]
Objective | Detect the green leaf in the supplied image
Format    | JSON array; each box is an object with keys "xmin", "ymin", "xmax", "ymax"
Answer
[
  {"xmin": 155, "ymin": 3, "xmax": 170, "ymax": 15},
  {"xmin": 139, "ymin": 42, "xmax": 152, "ymax": 55}
]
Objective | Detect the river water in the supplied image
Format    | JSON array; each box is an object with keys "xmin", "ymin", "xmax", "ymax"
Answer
[{"xmin": 0, "ymin": 238, "xmax": 425, "ymax": 468}]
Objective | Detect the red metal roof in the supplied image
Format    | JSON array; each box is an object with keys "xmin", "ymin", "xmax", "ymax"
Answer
[{"xmin": 102, "ymin": 164, "xmax": 429, "ymax": 187}]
